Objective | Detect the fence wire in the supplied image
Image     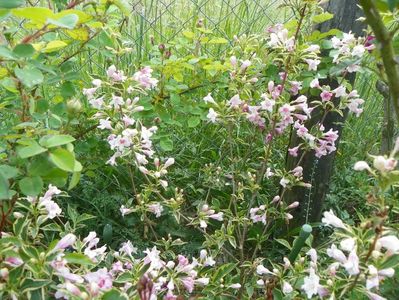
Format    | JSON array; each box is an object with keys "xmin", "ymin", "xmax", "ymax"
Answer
[{"xmin": 120, "ymin": 0, "xmax": 291, "ymax": 62}]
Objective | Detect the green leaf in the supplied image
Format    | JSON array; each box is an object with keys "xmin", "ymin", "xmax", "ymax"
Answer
[
  {"xmin": 21, "ymin": 278, "xmax": 52, "ymax": 293},
  {"xmin": 68, "ymin": 172, "xmax": 80, "ymax": 190},
  {"xmin": 19, "ymin": 176, "xmax": 43, "ymax": 196},
  {"xmin": 12, "ymin": 7, "xmax": 54, "ymax": 25},
  {"xmin": 0, "ymin": 0, "xmax": 24, "ymax": 9},
  {"xmin": 64, "ymin": 253, "xmax": 94, "ymax": 266},
  {"xmin": 47, "ymin": 14, "xmax": 78, "ymax": 29},
  {"xmin": 103, "ymin": 223, "xmax": 113, "ymax": 244},
  {"xmin": 380, "ymin": 253, "xmax": 399, "ymax": 269},
  {"xmin": 39, "ymin": 135, "xmax": 75, "ymax": 148},
  {"xmin": 0, "ymin": 165, "xmax": 19, "ymax": 179},
  {"xmin": 17, "ymin": 143, "xmax": 48, "ymax": 159},
  {"xmin": 112, "ymin": 0, "xmax": 130, "ymax": 16},
  {"xmin": 312, "ymin": 12, "xmax": 334, "ymax": 24},
  {"xmin": 102, "ymin": 289, "xmax": 128, "ymax": 300},
  {"xmin": 187, "ymin": 116, "xmax": 200, "ymax": 128},
  {"xmin": 15, "ymin": 66, "xmax": 44, "ymax": 88},
  {"xmin": 183, "ymin": 31, "xmax": 195, "ymax": 39},
  {"xmin": 212, "ymin": 263, "xmax": 237, "ymax": 282},
  {"xmin": 43, "ymin": 40, "xmax": 68, "ymax": 53},
  {"xmin": 49, "ymin": 148, "xmax": 75, "ymax": 172},
  {"xmin": 0, "ymin": 45, "xmax": 15, "ymax": 59},
  {"xmin": 0, "ymin": 172, "xmax": 10, "ymax": 200},
  {"xmin": 160, "ymin": 137, "xmax": 173, "ymax": 151},
  {"xmin": 13, "ymin": 44, "xmax": 35, "ymax": 58},
  {"xmin": 275, "ymin": 238, "xmax": 292, "ymax": 250}
]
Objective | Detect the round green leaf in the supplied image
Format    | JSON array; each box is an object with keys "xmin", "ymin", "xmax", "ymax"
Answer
[
  {"xmin": 49, "ymin": 148, "xmax": 75, "ymax": 172},
  {"xmin": 160, "ymin": 137, "xmax": 173, "ymax": 151},
  {"xmin": 15, "ymin": 66, "xmax": 44, "ymax": 88},
  {"xmin": 13, "ymin": 44, "xmax": 35, "ymax": 58},
  {"xmin": 19, "ymin": 176, "xmax": 43, "ymax": 196},
  {"xmin": 187, "ymin": 116, "xmax": 201, "ymax": 128}
]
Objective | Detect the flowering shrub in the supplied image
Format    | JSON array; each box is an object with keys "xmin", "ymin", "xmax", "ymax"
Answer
[{"xmin": 1, "ymin": 0, "xmax": 399, "ymax": 299}]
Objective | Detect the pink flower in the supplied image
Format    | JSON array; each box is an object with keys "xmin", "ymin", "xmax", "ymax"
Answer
[
  {"xmin": 320, "ymin": 90, "xmax": 333, "ymax": 101},
  {"xmin": 4, "ymin": 257, "xmax": 23, "ymax": 267},
  {"xmin": 310, "ymin": 78, "xmax": 320, "ymax": 89},
  {"xmin": 344, "ymin": 250, "xmax": 360, "ymax": 275},
  {"xmin": 107, "ymin": 65, "xmax": 126, "ymax": 82},
  {"xmin": 133, "ymin": 66, "xmax": 158, "ymax": 89},
  {"xmin": 148, "ymin": 203, "xmax": 163, "ymax": 218},
  {"xmin": 240, "ymin": 60, "xmax": 251, "ymax": 71},
  {"xmin": 181, "ymin": 277, "xmax": 195, "ymax": 293},
  {"xmin": 207, "ymin": 108, "xmax": 218, "ymax": 123},
  {"xmin": 288, "ymin": 146, "xmax": 300, "ymax": 157},
  {"xmin": 84, "ymin": 268, "xmax": 113, "ymax": 290},
  {"xmin": 98, "ymin": 118, "xmax": 112, "ymax": 130},
  {"xmin": 55, "ymin": 233, "xmax": 76, "ymax": 250},
  {"xmin": 304, "ymin": 59, "xmax": 320, "ymax": 71},
  {"xmin": 228, "ymin": 94, "xmax": 242, "ymax": 108}
]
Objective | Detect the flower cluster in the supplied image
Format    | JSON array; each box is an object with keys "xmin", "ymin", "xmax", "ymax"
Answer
[{"xmin": 331, "ymin": 32, "xmax": 374, "ymax": 73}]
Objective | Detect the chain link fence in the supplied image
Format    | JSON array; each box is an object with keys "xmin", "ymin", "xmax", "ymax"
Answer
[{"xmin": 121, "ymin": 0, "xmax": 292, "ymax": 61}]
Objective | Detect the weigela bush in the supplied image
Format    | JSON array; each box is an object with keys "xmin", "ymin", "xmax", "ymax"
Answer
[{"xmin": 1, "ymin": 0, "xmax": 398, "ymax": 299}]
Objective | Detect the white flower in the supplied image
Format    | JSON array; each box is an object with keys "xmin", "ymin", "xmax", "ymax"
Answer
[
  {"xmin": 306, "ymin": 44, "xmax": 320, "ymax": 52},
  {"xmin": 322, "ymin": 210, "xmax": 347, "ymax": 230},
  {"xmin": 352, "ymin": 45, "xmax": 365, "ymax": 57},
  {"xmin": 332, "ymin": 85, "xmax": 347, "ymax": 98},
  {"xmin": 89, "ymin": 97, "xmax": 104, "ymax": 109},
  {"xmin": 354, "ymin": 161, "xmax": 371, "ymax": 172},
  {"xmin": 343, "ymin": 250, "xmax": 360, "ymax": 275},
  {"xmin": 279, "ymin": 178, "xmax": 290, "ymax": 188},
  {"xmin": 195, "ymin": 278, "xmax": 210, "ymax": 286},
  {"xmin": 301, "ymin": 268, "xmax": 320, "ymax": 299},
  {"xmin": 282, "ymin": 281, "xmax": 293, "ymax": 294},
  {"xmin": 230, "ymin": 56, "xmax": 237, "ymax": 67},
  {"xmin": 340, "ymin": 238, "xmax": 356, "ymax": 252},
  {"xmin": 92, "ymin": 79, "xmax": 102, "ymax": 87},
  {"xmin": 310, "ymin": 78, "xmax": 320, "ymax": 89},
  {"xmin": 98, "ymin": 118, "xmax": 112, "ymax": 130},
  {"xmin": 256, "ymin": 265, "xmax": 273, "ymax": 275},
  {"xmin": 55, "ymin": 234, "xmax": 77, "ymax": 250},
  {"xmin": 229, "ymin": 283, "xmax": 241, "ymax": 289},
  {"xmin": 240, "ymin": 60, "xmax": 251, "ymax": 71},
  {"xmin": 119, "ymin": 240, "xmax": 137, "ymax": 257},
  {"xmin": 256, "ymin": 279, "xmax": 265, "ymax": 286},
  {"xmin": 327, "ymin": 244, "xmax": 347, "ymax": 264},
  {"xmin": 120, "ymin": 205, "xmax": 133, "ymax": 217},
  {"xmin": 203, "ymin": 93, "xmax": 216, "ymax": 104},
  {"xmin": 304, "ymin": 58, "xmax": 320, "ymax": 71},
  {"xmin": 307, "ymin": 248, "xmax": 318, "ymax": 263},
  {"xmin": 378, "ymin": 235, "xmax": 399, "ymax": 253},
  {"xmin": 148, "ymin": 203, "xmax": 163, "ymax": 218},
  {"xmin": 164, "ymin": 158, "xmax": 175, "ymax": 168},
  {"xmin": 207, "ymin": 108, "xmax": 218, "ymax": 123},
  {"xmin": 228, "ymin": 94, "xmax": 242, "ymax": 108},
  {"xmin": 373, "ymin": 156, "xmax": 397, "ymax": 172}
]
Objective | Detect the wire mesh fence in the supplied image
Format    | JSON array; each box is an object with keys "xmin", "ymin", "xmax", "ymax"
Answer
[{"xmin": 122, "ymin": 0, "xmax": 292, "ymax": 62}]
